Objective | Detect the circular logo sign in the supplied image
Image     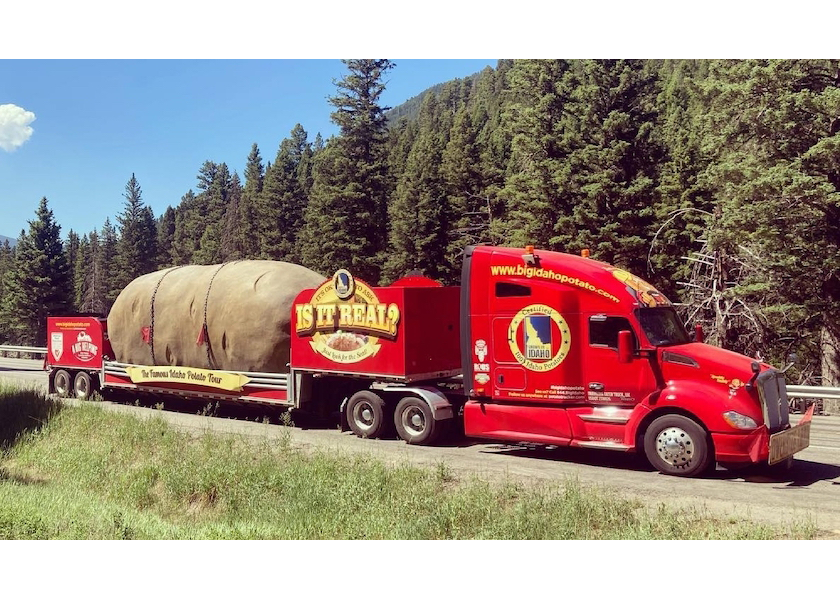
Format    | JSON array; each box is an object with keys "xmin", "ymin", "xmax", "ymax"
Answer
[
  {"xmin": 507, "ymin": 304, "xmax": 571, "ymax": 371},
  {"xmin": 295, "ymin": 272, "xmax": 400, "ymax": 364}
]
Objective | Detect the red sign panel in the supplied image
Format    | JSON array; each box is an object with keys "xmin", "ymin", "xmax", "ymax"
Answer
[
  {"xmin": 46, "ymin": 316, "xmax": 107, "ymax": 370},
  {"xmin": 291, "ymin": 271, "xmax": 461, "ymax": 382}
]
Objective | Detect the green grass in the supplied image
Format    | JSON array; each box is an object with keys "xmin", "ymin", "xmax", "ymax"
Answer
[{"xmin": 0, "ymin": 384, "xmax": 817, "ymax": 539}]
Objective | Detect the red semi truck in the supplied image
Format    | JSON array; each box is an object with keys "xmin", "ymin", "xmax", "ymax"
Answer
[{"xmin": 45, "ymin": 244, "xmax": 813, "ymax": 477}]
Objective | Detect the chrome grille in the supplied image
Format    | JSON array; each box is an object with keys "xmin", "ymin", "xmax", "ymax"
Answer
[{"xmin": 756, "ymin": 369, "xmax": 790, "ymax": 432}]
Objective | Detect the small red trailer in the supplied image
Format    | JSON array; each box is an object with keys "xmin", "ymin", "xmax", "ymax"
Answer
[{"xmin": 46, "ymin": 316, "xmax": 291, "ymax": 407}]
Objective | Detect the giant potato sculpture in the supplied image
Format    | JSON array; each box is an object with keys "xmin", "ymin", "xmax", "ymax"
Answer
[{"xmin": 107, "ymin": 261, "xmax": 325, "ymax": 373}]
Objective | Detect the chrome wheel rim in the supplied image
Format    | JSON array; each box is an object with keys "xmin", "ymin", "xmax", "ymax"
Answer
[
  {"xmin": 401, "ymin": 406, "xmax": 426, "ymax": 437},
  {"xmin": 75, "ymin": 376, "xmax": 89, "ymax": 399},
  {"xmin": 352, "ymin": 402, "xmax": 375, "ymax": 432},
  {"xmin": 655, "ymin": 426, "xmax": 695, "ymax": 468},
  {"xmin": 55, "ymin": 373, "xmax": 70, "ymax": 395}
]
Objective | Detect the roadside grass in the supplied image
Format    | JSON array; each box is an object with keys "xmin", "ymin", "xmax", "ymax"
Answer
[
  {"xmin": 0, "ymin": 385, "xmax": 817, "ymax": 540},
  {"xmin": 0, "ymin": 381, "xmax": 61, "ymax": 451}
]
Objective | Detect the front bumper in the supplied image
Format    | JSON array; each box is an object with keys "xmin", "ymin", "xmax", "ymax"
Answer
[
  {"xmin": 711, "ymin": 427, "xmax": 770, "ymax": 464},
  {"xmin": 711, "ymin": 403, "xmax": 814, "ymax": 465}
]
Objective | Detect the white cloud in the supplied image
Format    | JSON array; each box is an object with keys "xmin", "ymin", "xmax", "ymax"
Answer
[{"xmin": 0, "ymin": 104, "xmax": 36, "ymax": 152}]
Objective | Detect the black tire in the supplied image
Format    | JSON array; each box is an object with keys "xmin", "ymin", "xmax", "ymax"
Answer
[
  {"xmin": 74, "ymin": 371, "xmax": 93, "ymax": 400},
  {"xmin": 394, "ymin": 396, "xmax": 439, "ymax": 446},
  {"xmin": 346, "ymin": 391, "xmax": 387, "ymax": 439},
  {"xmin": 53, "ymin": 369, "xmax": 72, "ymax": 397},
  {"xmin": 644, "ymin": 414, "xmax": 711, "ymax": 477}
]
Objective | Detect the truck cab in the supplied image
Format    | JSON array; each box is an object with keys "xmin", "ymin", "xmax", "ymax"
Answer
[{"xmin": 460, "ymin": 245, "xmax": 810, "ymax": 476}]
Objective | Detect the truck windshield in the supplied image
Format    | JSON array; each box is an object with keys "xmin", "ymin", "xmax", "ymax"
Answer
[{"xmin": 636, "ymin": 307, "xmax": 690, "ymax": 346}]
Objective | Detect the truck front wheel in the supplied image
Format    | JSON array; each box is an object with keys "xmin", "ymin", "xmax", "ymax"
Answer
[
  {"xmin": 644, "ymin": 414, "xmax": 711, "ymax": 477},
  {"xmin": 346, "ymin": 391, "xmax": 388, "ymax": 439},
  {"xmin": 394, "ymin": 396, "xmax": 440, "ymax": 445}
]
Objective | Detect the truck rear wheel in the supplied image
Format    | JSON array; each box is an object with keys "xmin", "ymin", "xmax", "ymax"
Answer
[
  {"xmin": 74, "ymin": 371, "xmax": 93, "ymax": 400},
  {"xmin": 53, "ymin": 369, "xmax": 72, "ymax": 397},
  {"xmin": 394, "ymin": 396, "xmax": 439, "ymax": 445},
  {"xmin": 644, "ymin": 414, "xmax": 711, "ymax": 477},
  {"xmin": 346, "ymin": 391, "xmax": 388, "ymax": 439}
]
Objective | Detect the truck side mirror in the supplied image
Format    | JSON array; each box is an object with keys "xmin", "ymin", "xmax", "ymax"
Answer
[{"xmin": 617, "ymin": 330, "xmax": 633, "ymax": 364}]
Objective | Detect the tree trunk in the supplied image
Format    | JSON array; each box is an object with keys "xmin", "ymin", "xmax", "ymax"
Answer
[
  {"xmin": 821, "ymin": 322, "xmax": 840, "ymax": 415},
  {"xmin": 822, "ymin": 323, "xmax": 840, "ymax": 386}
]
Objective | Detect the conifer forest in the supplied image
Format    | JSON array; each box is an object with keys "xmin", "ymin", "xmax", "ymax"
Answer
[{"xmin": 1, "ymin": 59, "xmax": 839, "ymax": 387}]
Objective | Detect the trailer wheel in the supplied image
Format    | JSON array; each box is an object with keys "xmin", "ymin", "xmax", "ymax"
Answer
[
  {"xmin": 394, "ymin": 396, "xmax": 439, "ymax": 446},
  {"xmin": 53, "ymin": 369, "xmax": 72, "ymax": 397},
  {"xmin": 644, "ymin": 414, "xmax": 711, "ymax": 477},
  {"xmin": 346, "ymin": 391, "xmax": 388, "ymax": 439},
  {"xmin": 74, "ymin": 371, "xmax": 93, "ymax": 400}
]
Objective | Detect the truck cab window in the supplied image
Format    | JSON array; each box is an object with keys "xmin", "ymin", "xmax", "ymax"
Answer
[
  {"xmin": 635, "ymin": 307, "xmax": 690, "ymax": 346},
  {"xmin": 589, "ymin": 316, "xmax": 637, "ymax": 349},
  {"xmin": 496, "ymin": 282, "xmax": 531, "ymax": 297}
]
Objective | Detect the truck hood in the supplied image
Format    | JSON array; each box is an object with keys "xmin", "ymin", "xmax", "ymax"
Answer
[{"xmin": 659, "ymin": 342, "xmax": 765, "ymax": 395}]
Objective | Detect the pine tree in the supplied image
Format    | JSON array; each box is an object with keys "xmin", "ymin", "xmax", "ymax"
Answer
[
  {"xmin": 493, "ymin": 59, "xmax": 574, "ymax": 249},
  {"xmin": 0, "ymin": 198, "xmax": 71, "ymax": 345},
  {"xmin": 258, "ymin": 125, "xmax": 311, "ymax": 262},
  {"xmin": 385, "ymin": 93, "xmax": 452, "ymax": 283},
  {"xmin": 648, "ymin": 60, "xmax": 713, "ymax": 298},
  {"xmin": 100, "ymin": 218, "xmax": 119, "ymax": 309},
  {"xmin": 697, "ymin": 59, "xmax": 840, "ymax": 380},
  {"xmin": 239, "ymin": 143, "xmax": 264, "ymax": 259},
  {"xmin": 171, "ymin": 190, "xmax": 200, "ymax": 265},
  {"xmin": 442, "ymin": 104, "xmax": 487, "ymax": 264},
  {"xmin": 300, "ymin": 59, "xmax": 395, "ymax": 283},
  {"xmin": 559, "ymin": 60, "xmax": 665, "ymax": 275},
  {"xmin": 73, "ymin": 234, "xmax": 89, "ymax": 309},
  {"xmin": 63, "ymin": 229, "xmax": 80, "ymax": 311},
  {"xmin": 156, "ymin": 206, "xmax": 176, "ymax": 267},
  {"xmin": 114, "ymin": 173, "xmax": 158, "ymax": 291},
  {"xmin": 194, "ymin": 162, "xmax": 232, "ymax": 264},
  {"xmin": 473, "ymin": 62, "xmax": 514, "ymax": 204},
  {"xmin": 0, "ymin": 240, "xmax": 14, "ymax": 342},
  {"xmin": 219, "ymin": 172, "xmax": 245, "ymax": 261},
  {"xmin": 76, "ymin": 230, "xmax": 108, "ymax": 315}
]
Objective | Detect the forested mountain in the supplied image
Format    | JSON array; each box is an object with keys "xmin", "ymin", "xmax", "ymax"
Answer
[
  {"xmin": 1, "ymin": 59, "xmax": 839, "ymax": 388},
  {"xmin": 0, "ymin": 235, "xmax": 16, "ymax": 247}
]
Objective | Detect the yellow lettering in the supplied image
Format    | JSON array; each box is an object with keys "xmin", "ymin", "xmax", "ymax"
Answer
[
  {"xmin": 339, "ymin": 304, "xmax": 353, "ymax": 327},
  {"xmin": 317, "ymin": 305, "xmax": 337, "ymax": 328},
  {"xmin": 352, "ymin": 304, "xmax": 365, "ymax": 327},
  {"xmin": 295, "ymin": 304, "xmax": 314, "ymax": 333},
  {"xmin": 387, "ymin": 304, "xmax": 400, "ymax": 336},
  {"xmin": 365, "ymin": 304, "xmax": 378, "ymax": 327}
]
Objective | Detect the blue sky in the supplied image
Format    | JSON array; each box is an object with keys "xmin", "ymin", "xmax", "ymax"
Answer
[{"xmin": 0, "ymin": 59, "xmax": 497, "ymax": 240}]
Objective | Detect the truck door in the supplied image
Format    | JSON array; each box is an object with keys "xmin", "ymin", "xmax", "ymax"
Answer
[
  {"xmin": 489, "ymin": 281, "xmax": 584, "ymax": 404},
  {"xmin": 583, "ymin": 314, "xmax": 657, "ymax": 405}
]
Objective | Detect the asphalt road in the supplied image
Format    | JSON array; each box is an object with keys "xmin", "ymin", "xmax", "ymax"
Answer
[
  {"xmin": 2, "ymin": 357, "xmax": 839, "ymax": 537},
  {"xmin": 0, "ymin": 356, "xmax": 48, "ymax": 387}
]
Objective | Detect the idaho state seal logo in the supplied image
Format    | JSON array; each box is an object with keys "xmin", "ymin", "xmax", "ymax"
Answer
[{"xmin": 507, "ymin": 304, "xmax": 571, "ymax": 372}]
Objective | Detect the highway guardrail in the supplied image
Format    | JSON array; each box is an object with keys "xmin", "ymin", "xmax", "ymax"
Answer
[{"xmin": 0, "ymin": 345, "xmax": 47, "ymax": 356}]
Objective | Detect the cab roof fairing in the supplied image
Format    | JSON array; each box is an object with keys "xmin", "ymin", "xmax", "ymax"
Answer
[{"xmin": 475, "ymin": 246, "xmax": 671, "ymax": 310}]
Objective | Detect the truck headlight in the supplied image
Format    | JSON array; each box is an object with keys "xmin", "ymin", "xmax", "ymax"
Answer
[{"xmin": 722, "ymin": 411, "xmax": 757, "ymax": 430}]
